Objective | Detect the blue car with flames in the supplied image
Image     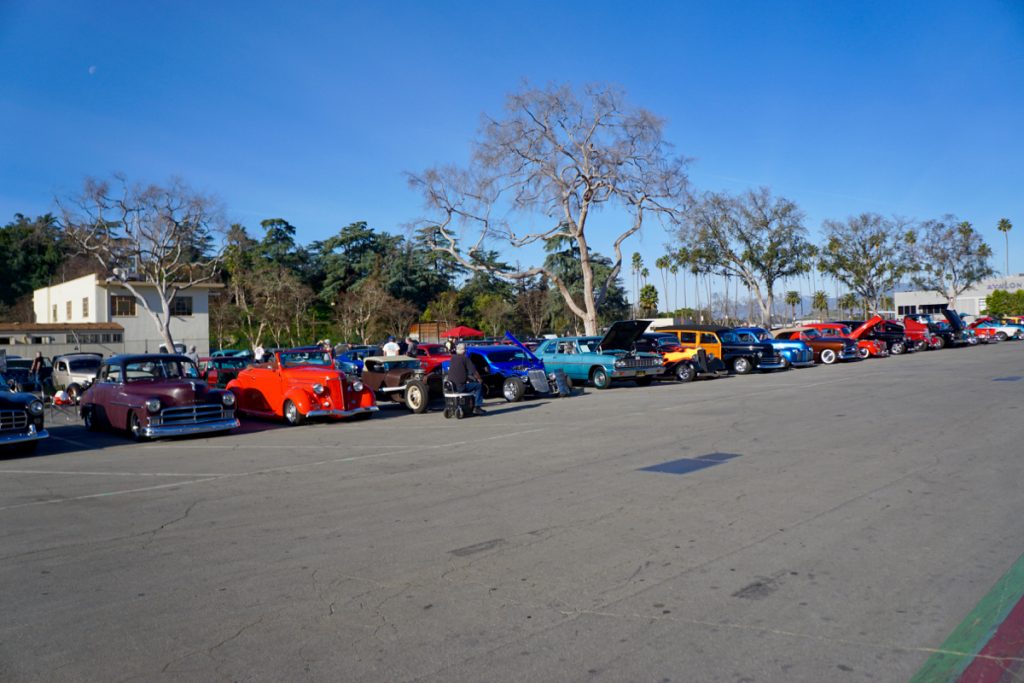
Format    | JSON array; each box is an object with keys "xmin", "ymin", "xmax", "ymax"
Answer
[
  {"xmin": 733, "ymin": 327, "xmax": 815, "ymax": 368},
  {"xmin": 441, "ymin": 333, "xmax": 553, "ymax": 402}
]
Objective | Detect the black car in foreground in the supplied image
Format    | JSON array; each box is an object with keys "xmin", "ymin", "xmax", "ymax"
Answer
[{"xmin": 0, "ymin": 382, "xmax": 48, "ymax": 453}]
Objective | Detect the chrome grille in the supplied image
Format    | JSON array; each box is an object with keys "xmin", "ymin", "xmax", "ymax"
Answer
[
  {"xmin": 527, "ymin": 369, "xmax": 548, "ymax": 393},
  {"xmin": 0, "ymin": 410, "xmax": 29, "ymax": 432},
  {"xmin": 153, "ymin": 404, "xmax": 227, "ymax": 426},
  {"xmin": 620, "ymin": 356, "xmax": 662, "ymax": 369}
]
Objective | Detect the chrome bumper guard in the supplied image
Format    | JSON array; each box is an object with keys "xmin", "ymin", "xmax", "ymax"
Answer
[
  {"xmin": 306, "ymin": 406, "xmax": 379, "ymax": 418},
  {"xmin": 0, "ymin": 424, "xmax": 49, "ymax": 445},
  {"xmin": 757, "ymin": 357, "xmax": 787, "ymax": 370},
  {"xmin": 142, "ymin": 418, "xmax": 240, "ymax": 438}
]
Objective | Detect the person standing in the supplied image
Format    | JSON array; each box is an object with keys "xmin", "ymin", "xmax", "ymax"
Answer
[
  {"xmin": 186, "ymin": 345, "xmax": 200, "ymax": 365},
  {"xmin": 29, "ymin": 352, "xmax": 43, "ymax": 388},
  {"xmin": 382, "ymin": 336, "xmax": 401, "ymax": 357},
  {"xmin": 406, "ymin": 336, "xmax": 419, "ymax": 357},
  {"xmin": 253, "ymin": 343, "xmax": 265, "ymax": 363},
  {"xmin": 447, "ymin": 343, "xmax": 484, "ymax": 414},
  {"xmin": 444, "ymin": 337, "xmax": 456, "ymax": 354}
]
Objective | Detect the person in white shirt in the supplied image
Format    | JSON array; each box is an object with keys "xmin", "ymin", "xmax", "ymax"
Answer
[{"xmin": 382, "ymin": 336, "xmax": 401, "ymax": 356}]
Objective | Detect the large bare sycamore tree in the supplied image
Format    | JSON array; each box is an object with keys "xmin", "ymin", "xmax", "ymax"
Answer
[
  {"xmin": 409, "ymin": 83, "xmax": 690, "ymax": 335},
  {"xmin": 59, "ymin": 175, "xmax": 225, "ymax": 352}
]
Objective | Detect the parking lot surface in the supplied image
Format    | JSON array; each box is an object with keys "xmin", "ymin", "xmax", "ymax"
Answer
[{"xmin": 2, "ymin": 343, "xmax": 1023, "ymax": 682}]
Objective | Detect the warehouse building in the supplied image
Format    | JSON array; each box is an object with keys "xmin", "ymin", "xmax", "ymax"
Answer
[{"xmin": 894, "ymin": 275, "xmax": 1024, "ymax": 317}]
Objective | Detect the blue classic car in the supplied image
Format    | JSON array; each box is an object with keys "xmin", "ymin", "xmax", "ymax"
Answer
[
  {"xmin": 734, "ymin": 327, "xmax": 815, "ymax": 368},
  {"xmin": 534, "ymin": 320, "xmax": 663, "ymax": 389},
  {"xmin": 443, "ymin": 334, "xmax": 551, "ymax": 402}
]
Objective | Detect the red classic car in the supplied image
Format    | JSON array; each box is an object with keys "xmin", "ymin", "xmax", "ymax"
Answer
[
  {"xmin": 227, "ymin": 348, "xmax": 377, "ymax": 425},
  {"xmin": 900, "ymin": 316, "xmax": 941, "ymax": 351},
  {"xmin": 804, "ymin": 322, "xmax": 886, "ymax": 358},
  {"xmin": 80, "ymin": 354, "xmax": 240, "ymax": 441},
  {"xmin": 409, "ymin": 343, "xmax": 451, "ymax": 374}
]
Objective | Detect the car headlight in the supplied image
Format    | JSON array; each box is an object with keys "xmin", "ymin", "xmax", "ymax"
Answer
[
  {"xmin": 28, "ymin": 400, "xmax": 43, "ymax": 415},
  {"xmin": 312, "ymin": 383, "xmax": 326, "ymax": 395},
  {"xmin": 351, "ymin": 380, "xmax": 364, "ymax": 393},
  {"xmin": 145, "ymin": 398, "xmax": 161, "ymax": 413},
  {"xmin": 222, "ymin": 392, "xmax": 235, "ymax": 406}
]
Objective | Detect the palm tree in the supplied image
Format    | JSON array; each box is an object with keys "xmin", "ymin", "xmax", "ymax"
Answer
[
  {"xmin": 631, "ymin": 252, "xmax": 643, "ymax": 315},
  {"xmin": 655, "ymin": 255, "xmax": 671, "ymax": 314},
  {"xmin": 839, "ymin": 292, "xmax": 859, "ymax": 317},
  {"xmin": 785, "ymin": 290, "xmax": 801, "ymax": 323},
  {"xmin": 669, "ymin": 263, "xmax": 679, "ymax": 313},
  {"xmin": 812, "ymin": 290, "xmax": 829, "ymax": 319},
  {"xmin": 639, "ymin": 284, "xmax": 659, "ymax": 315},
  {"xmin": 998, "ymin": 218, "xmax": 1013, "ymax": 280}
]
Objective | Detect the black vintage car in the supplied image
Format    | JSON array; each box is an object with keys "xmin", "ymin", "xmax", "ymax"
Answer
[
  {"xmin": 0, "ymin": 382, "xmax": 48, "ymax": 453},
  {"xmin": 653, "ymin": 324, "xmax": 787, "ymax": 375},
  {"xmin": 905, "ymin": 310, "xmax": 970, "ymax": 348}
]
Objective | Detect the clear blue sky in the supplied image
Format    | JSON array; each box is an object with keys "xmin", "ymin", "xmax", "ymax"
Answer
[{"xmin": 2, "ymin": 1, "xmax": 1023, "ymax": 301}]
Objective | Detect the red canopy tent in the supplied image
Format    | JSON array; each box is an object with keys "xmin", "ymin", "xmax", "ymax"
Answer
[{"xmin": 440, "ymin": 325, "xmax": 484, "ymax": 338}]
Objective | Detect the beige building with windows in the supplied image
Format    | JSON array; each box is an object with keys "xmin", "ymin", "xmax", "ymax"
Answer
[
  {"xmin": 894, "ymin": 275, "xmax": 1024, "ymax": 317},
  {"xmin": 29, "ymin": 273, "xmax": 219, "ymax": 355}
]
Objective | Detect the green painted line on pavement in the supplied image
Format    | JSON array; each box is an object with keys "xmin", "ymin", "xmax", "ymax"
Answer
[{"xmin": 909, "ymin": 551, "xmax": 1024, "ymax": 682}]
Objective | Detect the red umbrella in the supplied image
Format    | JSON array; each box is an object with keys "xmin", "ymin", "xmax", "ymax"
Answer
[{"xmin": 440, "ymin": 325, "xmax": 484, "ymax": 338}]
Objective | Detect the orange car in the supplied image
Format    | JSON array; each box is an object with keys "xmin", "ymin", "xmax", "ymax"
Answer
[{"xmin": 227, "ymin": 348, "xmax": 377, "ymax": 425}]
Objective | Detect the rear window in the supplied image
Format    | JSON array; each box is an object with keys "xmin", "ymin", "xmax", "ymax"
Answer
[{"xmin": 68, "ymin": 359, "xmax": 101, "ymax": 372}]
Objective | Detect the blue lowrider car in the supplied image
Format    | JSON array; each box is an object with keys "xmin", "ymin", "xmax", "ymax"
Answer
[
  {"xmin": 734, "ymin": 327, "xmax": 815, "ymax": 368},
  {"xmin": 534, "ymin": 320, "xmax": 663, "ymax": 389}
]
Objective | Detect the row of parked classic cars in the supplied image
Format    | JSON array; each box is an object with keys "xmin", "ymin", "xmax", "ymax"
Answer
[{"xmin": 0, "ymin": 310, "xmax": 1020, "ymax": 452}]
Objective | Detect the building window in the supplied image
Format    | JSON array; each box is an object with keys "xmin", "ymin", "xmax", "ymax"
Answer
[
  {"xmin": 82, "ymin": 297, "xmax": 89, "ymax": 318},
  {"xmin": 897, "ymin": 305, "xmax": 917, "ymax": 315},
  {"xmin": 170, "ymin": 296, "xmax": 193, "ymax": 316},
  {"xmin": 66, "ymin": 301, "xmax": 72, "ymax": 320},
  {"xmin": 101, "ymin": 333, "xmax": 111, "ymax": 343},
  {"xmin": 111, "ymin": 295, "xmax": 137, "ymax": 316},
  {"xmin": 112, "ymin": 333, "xmax": 123, "ymax": 343},
  {"xmin": 921, "ymin": 304, "xmax": 947, "ymax": 314},
  {"xmin": 52, "ymin": 305, "xmax": 57, "ymax": 322}
]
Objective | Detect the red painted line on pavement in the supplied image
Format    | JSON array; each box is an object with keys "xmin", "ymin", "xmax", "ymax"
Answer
[{"xmin": 956, "ymin": 592, "xmax": 1024, "ymax": 682}]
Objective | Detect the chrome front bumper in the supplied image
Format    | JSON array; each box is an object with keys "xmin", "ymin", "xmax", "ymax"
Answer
[
  {"xmin": 839, "ymin": 349, "xmax": 861, "ymax": 360},
  {"xmin": 142, "ymin": 418, "xmax": 240, "ymax": 438},
  {"xmin": 789, "ymin": 359, "xmax": 815, "ymax": 367},
  {"xmin": 0, "ymin": 425, "xmax": 49, "ymax": 445},
  {"xmin": 306, "ymin": 406, "xmax": 379, "ymax": 418},
  {"xmin": 757, "ymin": 357, "xmax": 787, "ymax": 370}
]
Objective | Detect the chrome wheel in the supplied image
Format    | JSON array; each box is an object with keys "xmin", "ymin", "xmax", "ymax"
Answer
[
  {"xmin": 502, "ymin": 376, "xmax": 525, "ymax": 402},
  {"xmin": 590, "ymin": 367, "xmax": 610, "ymax": 390},
  {"xmin": 405, "ymin": 380, "xmax": 428, "ymax": 413},
  {"xmin": 733, "ymin": 357, "xmax": 752, "ymax": 374},
  {"xmin": 283, "ymin": 399, "xmax": 305, "ymax": 426},
  {"xmin": 821, "ymin": 348, "xmax": 837, "ymax": 365},
  {"xmin": 129, "ymin": 412, "xmax": 146, "ymax": 442},
  {"xmin": 858, "ymin": 347, "xmax": 870, "ymax": 359}
]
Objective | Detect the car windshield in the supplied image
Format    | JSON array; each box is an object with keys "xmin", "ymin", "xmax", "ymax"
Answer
[
  {"xmin": 215, "ymin": 357, "xmax": 250, "ymax": 369},
  {"xmin": 68, "ymin": 358, "xmax": 101, "ymax": 372},
  {"xmin": 736, "ymin": 332, "xmax": 758, "ymax": 343},
  {"xmin": 720, "ymin": 332, "xmax": 741, "ymax": 344},
  {"xmin": 379, "ymin": 360, "xmax": 420, "ymax": 370},
  {"xmin": 482, "ymin": 349, "xmax": 529, "ymax": 363},
  {"xmin": 577, "ymin": 338, "xmax": 601, "ymax": 353},
  {"xmin": 279, "ymin": 351, "xmax": 333, "ymax": 368},
  {"xmin": 125, "ymin": 359, "xmax": 199, "ymax": 381}
]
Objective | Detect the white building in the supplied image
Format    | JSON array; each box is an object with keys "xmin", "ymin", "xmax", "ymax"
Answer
[
  {"xmin": 894, "ymin": 275, "xmax": 1024, "ymax": 317},
  {"xmin": 31, "ymin": 273, "xmax": 219, "ymax": 355}
]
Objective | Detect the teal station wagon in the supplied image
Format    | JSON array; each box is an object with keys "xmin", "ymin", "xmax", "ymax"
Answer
[{"xmin": 534, "ymin": 320, "xmax": 663, "ymax": 389}]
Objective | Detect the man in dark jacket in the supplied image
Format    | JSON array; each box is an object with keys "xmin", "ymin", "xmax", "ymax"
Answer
[{"xmin": 447, "ymin": 343, "xmax": 484, "ymax": 414}]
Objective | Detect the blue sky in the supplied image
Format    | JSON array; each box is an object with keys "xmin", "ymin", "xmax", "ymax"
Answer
[{"xmin": 2, "ymin": 1, "xmax": 1023, "ymax": 303}]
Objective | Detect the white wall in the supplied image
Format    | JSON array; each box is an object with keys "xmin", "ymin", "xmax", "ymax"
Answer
[{"xmin": 33, "ymin": 274, "xmax": 103, "ymax": 324}]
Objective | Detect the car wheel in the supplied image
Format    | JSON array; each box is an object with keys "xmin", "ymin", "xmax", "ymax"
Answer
[
  {"xmin": 733, "ymin": 357, "xmax": 753, "ymax": 374},
  {"xmin": 674, "ymin": 364, "xmax": 695, "ymax": 383},
  {"xmin": 820, "ymin": 348, "xmax": 837, "ymax": 365},
  {"xmin": 634, "ymin": 376, "xmax": 654, "ymax": 386},
  {"xmin": 997, "ymin": 331, "xmax": 1009, "ymax": 341},
  {"xmin": 67, "ymin": 384, "xmax": 81, "ymax": 403},
  {"xmin": 590, "ymin": 367, "xmax": 610, "ymax": 390},
  {"xmin": 502, "ymin": 376, "xmax": 525, "ymax": 402},
  {"xmin": 858, "ymin": 347, "xmax": 870, "ymax": 359},
  {"xmin": 405, "ymin": 380, "xmax": 428, "ymax": 413},
  {"xmin": 890, "ymin": 342, "xmax": 905, "ymax": 355},
  {"xmin": 82, "ymin": 407, "xmax": 99, "ymax": 431},
  {"xmin": 283, "ymin": 399, "xmax": 305, "ymax": 426},
  {"xmin": 128, "ymin": 412, "xmax": 147, "ymax": 442}
]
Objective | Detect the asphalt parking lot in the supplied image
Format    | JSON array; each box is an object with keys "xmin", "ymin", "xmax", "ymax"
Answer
[{"xmin": 2, "ymin": 343, "xmax": 1023, "ymax": 682}]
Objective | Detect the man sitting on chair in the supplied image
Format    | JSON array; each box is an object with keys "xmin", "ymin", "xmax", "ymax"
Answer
[{"xmin": 447, "ymin": 343, "xmax": 485, "ymax": 415}]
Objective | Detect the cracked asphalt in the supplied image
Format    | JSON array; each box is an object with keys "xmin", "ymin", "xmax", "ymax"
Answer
[{"xmin": 2, "ymin": 342, "xmax": 1023, "ymax": 682}]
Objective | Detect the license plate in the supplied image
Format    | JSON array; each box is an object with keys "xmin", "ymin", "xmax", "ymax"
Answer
[{"xmin": 636, "ymin": 371, "xmax": 647, "ymax": 377}]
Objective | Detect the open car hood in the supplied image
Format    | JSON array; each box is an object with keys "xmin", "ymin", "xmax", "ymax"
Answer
[
  {"xmin": 943, "ymin": 309, "xmax": 965, "ymax": 331},
  {"xmin": 599, "ymin": 321, "xmax": 650, "ymax": 352},
  {"xmin": 851, "ymin": 315, "xmax": 884, "ymax": 339},
  {"xmin": 504, "ymin": 331, "xmax": 540, "ymax": 362}
]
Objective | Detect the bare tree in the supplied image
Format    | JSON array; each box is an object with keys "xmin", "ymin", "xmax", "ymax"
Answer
[
  {"xmin": 58, "ymin": 176, "xmax": 224, "ymax": 352},
  {"xmin": 335, "ymin": 279, "xmax": 392, "ymax": 344},
  {"xmin": 410, "ymin": 83, "xmax": 690, "ymax": 335},
  {"xmin": 516, "ymin": 280, "xmax": 549, "ymax": 337},
  {"xmin": 907, "ymin": 216, "xmax": 994, "ymax": 306},
  {"xmin": 680, "ymin": 188, "xmax": 813, "ymax": 325}
]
